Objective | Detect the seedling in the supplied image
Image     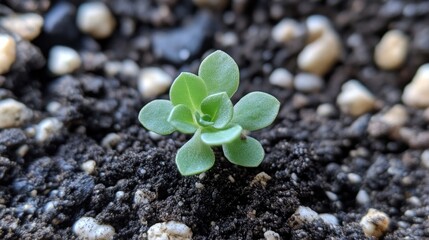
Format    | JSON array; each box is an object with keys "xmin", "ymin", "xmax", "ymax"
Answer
[{"xmin": 139, "ymin": 50, "xmax": 280, "ymax": 175}]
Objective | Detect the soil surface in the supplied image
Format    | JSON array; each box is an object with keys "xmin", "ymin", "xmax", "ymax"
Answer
[{"xmin": 1, "ymin": 0, "xmax": 429, "ymax": 239}]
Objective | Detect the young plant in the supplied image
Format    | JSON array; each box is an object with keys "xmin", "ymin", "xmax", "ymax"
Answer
[{"xmin": 139, "ymin": 50, "xmax": 280, "ymax": 175}]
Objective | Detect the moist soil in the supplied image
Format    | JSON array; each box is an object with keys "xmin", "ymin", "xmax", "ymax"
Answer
[{"xmin": 1, "ymin": 0, "xmax": 429, "ymax": 239}]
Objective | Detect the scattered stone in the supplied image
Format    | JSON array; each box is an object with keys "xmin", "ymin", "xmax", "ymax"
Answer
[
  {"xmin": 250, "ymin": 172, "xmax": 272, "ymax": 188},
  {"xmin": 138, "ymin": 67, "xmax": 172, "ymax": 99},
  {"xmin": 148, "ymin": 131, "xmax": 162, "ymax": 140},
  {"xmin": 147, "ymin": 221, "xmax": 192, "ymax": 240},
  {"xmin": 134, "ymin": 189, "xmax": 157, "ymax": 205},
  {"xmin": 0, "ymin": 128, "xmax": 27, "ymax": 147},
  {"xmin": 306, "ymin": 15, "xmax": 332, "ymax": 42},
  {"xmin": 0, "ymin": 99, "xmax": 32, "ymax": 129},
  {"xmin": 356, "ymin": 189, "xmax": 370, "ymax": 206},
  {"xmin": 317, "ymin": 103, "xmax": 336, "ymax": 117},
  {"xmin": 337, "ymin": 80, "xmax": 376, "ymax": 117},
  {"xmin": 379, "ymin": 104, "xmax": 408, "ymax": 127},
  {"xmin": 77, "ymin": 2, "xmax": 116, "ymax": 39},
  {"xmin": 374, "ymin": 30, "xmax": 409, "ymax": 70},
  {"xmin": 264, "ymin": 230, "xmax": 281, "ymax": 240},
  {"xmin": 399, "ymin": 127, "xmax": 429, "ymax": 148},
  {"xmin": 347, "ymin": 173, "xmax": 362, "ymax": 184},
  {"xmin": 360, "ymin": 208, "xmax": 390, "ymax": 238},
  {"xmin": 192, "ymin": 0, "xmax": 229, "ymax": 10},
  {"xmin": 421, "ymin": 150, "xmax": 429, "ymax": 169},
  {"xmin": 101, "ymin": 133, "xmax": 121, "ymax": 149},
  {"xmin": 402, "ymin": 63, "xmax": 429, "ymax": 108},
  {"xmin": 269, "ymin": 68, "xmax": 293, "ymax": 89},
  {"xmin": 294, "ymin": 73, "xmax": 324, "ymax": 93},
  {"xmin": 121, "ymin": 59, "xmax": 140, "ymax": 78},
  {"xmin": 104, "ymin": 61, "xmax": 122, "ymax": 77},
  {"xmin": 0, "ymin": 34, "xmax": 16, "ymax": 74},
  {"xmin": 215, "ymin": 31, "xmax": 238, "ymax": 47},
  {"xmin": 1, "ymin": 13, "xmax": 44, "ymax": 41},
  {"xmin": 319, "ymin": 213, "xmax": 339, "ymax": 226},
  {"xmin": 271, "ymin": 18, "xmax": 304, "ymax": 43},
  {"xmin": 72, "ymin": 217, "xmax": 115, "ymax": 240},
  {"xmin": 48, "ymin": 46, "xmax": 81, "ymax": 75},
  {"xmin": 81, "ymin": 160, "xmax": 96, "ymax": 175},
  {"xmin": 152, "ymin": 13, "xmax": 213, "ymax": 64},
  {"xmin": 288, "ymin": 206, "xmax": 319, "ymax": 228},
  {"xmin": 325, "ymin": 191, "xmax": 338, "ymax": 201},
  {"xmin": 35, "ymin": 118, "xmax": 63, "ymax": 143},
  {"xmin": 43, "ymin": 1, "xmax": 79, "ymax": 42},
  {"xmin": 195, "ymin": 182, "xmax": 204, "ymax": 189}
]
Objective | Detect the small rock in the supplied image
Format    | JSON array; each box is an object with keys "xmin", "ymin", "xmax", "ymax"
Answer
[
  {"xmin": 421, "ymin": 150, "xmax": 429, "ymax": 169},
  {"xmin": 347, "ymin": 173, "xmax": 362, "ymax": 184},
  {"xmin": 0, "ymin": 99, "xmax": 32, "ymax": 129},
  {"xmin": 317, "ymin": 103, "xmax": 336, "ymax": 117},
  {"xmin": 380, "ymin": 104, "xmax": 408, "ymax": 127},
  {"xmin": 250, "ymin": 172, "xmax": 272, "ymax": 188},
  {"xmin": 337, "ymin": 80, "xmax": 376, "ymax": 117},
  {"xmin": 1, "ymin": 13, "xmax": 44, "ymax": 41},
  {"xmin": 149, "ymin": 131, "xmax": 162, "ymax": 140},
  {"xmin": 134, "ymin": 189, "xmax": 157, "ymax": 205},
  {"xmin": 101, "ymin": 133, "xmax": 121, "ymax": 149},
  {"xmin": 288, "ymin": 206, "xmax": 319, "ymax": 228},
  {"xmin": 402, "ymin": 63, "xmax": 429, "ymax": 108},
  {"xmin": 0, "ymin": 128, "xmax": 27, "ymax": 147},
  {"xmin": 81, "ymin": 160, "xmax": 96, "ymax": 175},
  {"xmin": 0, "ymin": 34, "xmax": 16, "ymax": 74},
  {"xmin": 374, "ymin": 30, "xmax": 409, "ymax": 70},
  {"xmin": 319, "ymin": 213, "xmax": 339, "ymax": 226},
  {"xmin": 306, "ymin": 15, "xmax": 332, "ymax": 42},
  {"xmin": 35, "ymin": 118, "xmax": 63, "ymax": 143},
  {"xmin": 298, "ymin": 30, "xmax": 341, "ymax": 76},
  {"xmin": 72, "ymin": 217, "xmax": 115, "ymax": 240},
  {"xmin": 76, "ymin": 2, "xmax": 116, "ymax": 39},
  {"xmin": 215, "ymin": 32, "xmax": 238, "ymax": 47},
  {"xmin": 121, "ymin": 59, "xmax": 140, "ymax": 78},
  {"xmin": 48, "ymin": 46, "xmax": 81, "ymax": 75},
  {"xmin": 147, "ymin": 221, "xmax": 192, "ymax": 240},
  {"xmin": 264, "ymin": 230, "xmax": 281, "ymax": 240},
  {"xmin": 192, "ymin": 0, "xmax": 229, "ymax": 10},
  {"xmin": 360, "ymin": 208, "xmax": 390, "ymax": 238},
  {"xmin": 104, "ymin": 61, "xmax": 122, "ymax": 77},
  {"xmin": 269, "ymin": 68, "xmax": 293, "ymax": 89},
  {"xmin": 294, "ymin": 73, "xmax": 324, "ymax": 93},
  {"xmin": 138, "ymin": 67, "xmax": 172, "ymax": 99},
  {"xmin": 356, "ymin": 189, "xmax": 370, "ymax": 206},
  {"xmin": 43, "ymin": 2, "xmax": 79, "ymax": 42},
  {"xmin": 271, "ymin": 18, "xmax": 304, "ymax": 43},
  {"xmin": 399, "ymin": 127, "xmax": 429, "ymax": 148}
]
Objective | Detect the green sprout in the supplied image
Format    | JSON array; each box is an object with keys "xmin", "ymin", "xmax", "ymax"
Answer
[{"xmin": 138, "ymin": 50, "xmax": 280, "ymax": 175}]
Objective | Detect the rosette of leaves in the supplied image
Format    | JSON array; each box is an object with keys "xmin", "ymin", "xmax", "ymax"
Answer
[{"xmin": 139, "ymin": 50, "xmax": 280, "ymax": 175}]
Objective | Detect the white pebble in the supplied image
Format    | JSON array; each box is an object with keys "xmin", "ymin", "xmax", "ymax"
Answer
[
  {"xmin": 294, "ymin": 73, "xmax": 324, "ymax": 93},
  {"xmin": 195, "ymin": 182, "xmax": 204, "ymax": 189},
  {"xmin": 46, "ymin": 101, "xmax": 62, "ymax": 114},
  {"xmin": 402, "ymin": 63, "xmax": 429, "ymax": 108},
  {"xmin": 319, "ymin": 213, "xmax": 339, "ymax": 226},
  {"xmin": 379, "ymin": 104, "xmax": 408, "ymax": 127},
  {"xmin": 290, "ymin": 206, "xmax": 319, "ymax": 226},
  {"xmin": 73, "ymin": 217, "xmax": 115, "ymax": 240},
  {"xmin": 147, "ymin": 221, "xmax": 192, "ymax": 240},
  {"xmin": 325, "ymin": 191, "xmax": 338, "ymax": 201},
  {"xmin": 317, "ymin": 103, "xmax": 336, "ymax": 117},
  {"xmin": 81, "ymin": 160, "xmax": 96, "ymax": 175},
  {"xmin": 138, "ymin": 67, "xmax": 172, "ymax": 99},
  {"xmin": 306, "ymin": 15, "xmax": 332, "ymax": 42},
  {"xmin": 121, "ymin": 59, "xmax": 140, "ymax": 78},
  {"xmin": 104, "ymin": 61, "xmax": 122, "ymax": 77},
  {"xmin": 421, "ymin": 150, "xmax": 429, "ymax": 169},
  {"xmin": 149, "ymin": 131, "xmax": 162, "ymax": 140},
  {"xmin": 360, "ymin": 208, "xmax": 390, "ymax": 238},
  {"xmin": 0, "ymin": 98, "xmax": 32, "ymax": 128},
  {"xmin": 101, "ymin": 133, "xmax": 121, "ymax": 149},
  {"xmin": 48, "ymin": 46, "xmax": 81, "ymax": 75},
  {"xmin": 269, "ymin": 68, "xmax": 293, "ymax": 89},
  {"xmin": 347, "ymin": 173, "xmax": 362, "ymax": 184},
  {"xmin": 271, "ymin": 18, "xmax": 304, "ymax": 43},
  {"xmin": 0, "ymin": 34, "xmax": 16, "ymax": 74},
  {"xmin": 298, "ymin": 31, "xmax": 341, "ymax": 76},
  {"xmin": 1, "ymin": 13, "xmax": 44, "ymax": 41},
  {"xmin": 264, "ymin": 230, "xmax": 281, "ymax": 240},
  {"xmin": 35, "ymin": 118, "xmax": 63, "ymax": 143},
  {"xmin": 337, "ymin": 80, "xmax": 376, "ymax": 116},
  {"xmin": 77, "ymin": 2, "xmax": 116, "ymax": 39},
  {"xmin": 374, "ymin": 30, "xmax": 409, "ymax": 70},
  {"xmin": 356, "ymin": 189, "xmax": 370, "ymax": 206},
  {"xmin": 134, "ymin": 189, "xmax": 157, "ymax": 205}
]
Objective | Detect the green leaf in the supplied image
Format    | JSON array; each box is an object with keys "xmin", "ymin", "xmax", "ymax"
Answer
[
  {"xmin": 232, "ymin": 91, "xmax": 280, "ymax": 131},
  {"xmin": 201, "ymin": 125, "xmax": 242, "ymax": 146},
  {"xmin": 198, "ymin": 50, "xmax": 239, "ymax": 97},
  {"xmin": 201, "ymin": 92, "xmax": 233, "ymax": 129},
  {"xmin": 195, "ymin": 112, "xmax": 214, "ymax": 127},
  {"xmin": 170, "ymin": 72, "xmax": 208, "ymax": 111},
  {"xmin": 222, "ymin": 136, "xmax": 264, "ymax": 167},
  {"xmin": 138, "ymin": 100, "xmax": 175, "ymax": 135},
  {"xmin": 168, "ymin": 105, "xmax": 198, "ymax": 134},
  {"xmin": 176, "ymin": 130, "xmax": 215, "ymax": 176}
]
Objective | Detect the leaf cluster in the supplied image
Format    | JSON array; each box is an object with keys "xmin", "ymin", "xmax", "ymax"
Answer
[{"xmin": 139, "ymin": 50, "xmax": 280, "ymax": 175}]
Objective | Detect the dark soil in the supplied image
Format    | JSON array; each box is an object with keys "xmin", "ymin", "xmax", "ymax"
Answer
[{"xmin": 1, "ymin": 0, "xmax": 429, "ymax": 239}]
